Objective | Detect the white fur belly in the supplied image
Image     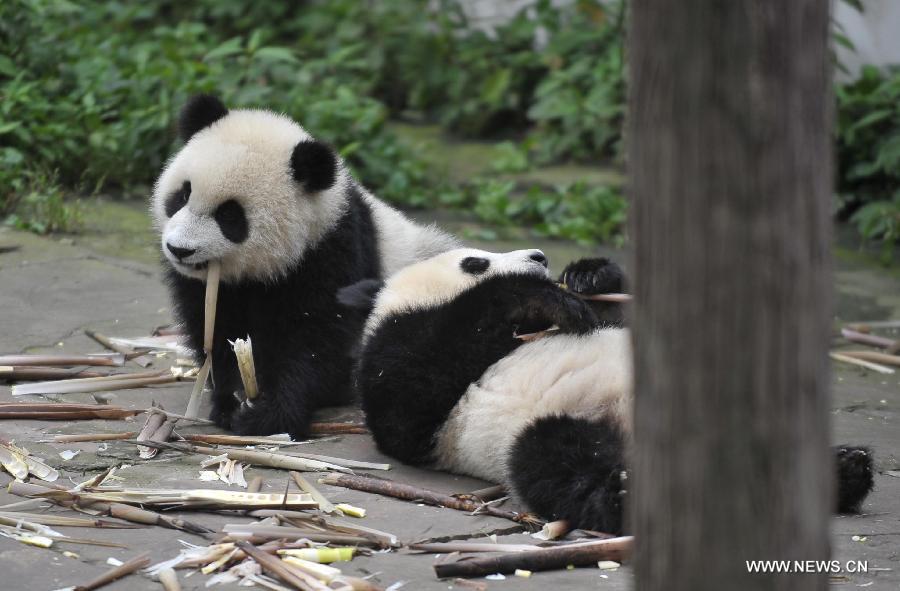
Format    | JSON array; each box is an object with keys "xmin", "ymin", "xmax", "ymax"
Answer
[{"xmin": 433, "ymin": 327, "xmax": 633, "ymax": 482}]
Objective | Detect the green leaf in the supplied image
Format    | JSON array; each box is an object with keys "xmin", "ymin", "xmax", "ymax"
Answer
[
  {"xmin": 253, "ymin": 46, "xmax": 300, "ymax": 63},
  {"xmin": 204, "ymin": 37, "xmax": 244, "ymax": 61}
]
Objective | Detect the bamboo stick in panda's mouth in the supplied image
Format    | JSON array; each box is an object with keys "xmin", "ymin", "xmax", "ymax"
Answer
[{"xmin": 185, "ymin": 261, "xmax": 220, "ymax": 419}]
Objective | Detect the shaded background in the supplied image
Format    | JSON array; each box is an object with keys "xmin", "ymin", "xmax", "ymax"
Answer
[{"xmin": 0, "ymin": 0, "xmax": 897, "ymax": 263}]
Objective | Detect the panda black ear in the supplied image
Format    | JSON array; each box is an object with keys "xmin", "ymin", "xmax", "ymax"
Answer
[
  {"xmin": 291, "ymin": 140, "xmax": 337, "ymax": 193},
  {"xmin": 337, "ymin": 279, "xmax": 384, "ymax": 313},
  {"xmin": 179, "ymin": 94, "xmax": 229, "ymax": 142}
]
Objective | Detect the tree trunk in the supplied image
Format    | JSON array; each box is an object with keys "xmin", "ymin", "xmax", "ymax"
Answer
[{"xmin": 628, "ymin": 2, "xmax": 833, "ymax": 590}]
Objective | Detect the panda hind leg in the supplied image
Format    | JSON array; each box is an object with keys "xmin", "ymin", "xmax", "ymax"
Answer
[{"xmin": 508, "ymin": 414, "xmax": 627, "ymax": 534}]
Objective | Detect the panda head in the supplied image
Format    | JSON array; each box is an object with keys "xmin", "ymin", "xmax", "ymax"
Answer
[
  {"xmin": 340, "ymin": 248, "xmax": 550, "ymax": 338},
  {"xmin": 151, "ymin": 95, "xmax": 348, "ymax": 283}
]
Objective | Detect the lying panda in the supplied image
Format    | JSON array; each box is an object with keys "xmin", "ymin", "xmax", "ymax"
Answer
[
  {"xmin": 151, "ymin": 95, "xmax": 457, "ymax": 437},
  {"xmin": 342, "ymin": 248, "xmax": 874, "ymax": 532}
]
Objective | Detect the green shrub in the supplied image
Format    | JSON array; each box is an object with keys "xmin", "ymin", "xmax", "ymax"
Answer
[{"xmin": 836, "ymin": 66, "xmax": 900, "ymax": 215}]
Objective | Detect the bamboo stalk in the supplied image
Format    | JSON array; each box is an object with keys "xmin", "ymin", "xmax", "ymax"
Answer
[
  {"xmin": 186, "ymin": 261, "xmax": 221, "ymax": 420},
  {"xmin": 0, "ymin": 353, "xmax": 124, "ymax": 367},
  {"xmin": 161, "ymin": 441, "xmax": 354, "ymax": 473},
  {"xmin": 231, "ymin": 337, "xmax": 259, "ymax": 399},
  {"xmin": 0, "ymin": 511, "xmax": 142, "ymax": 529},
  {"xmin": 845, "ymin": 320, "xmax": 900, "ymax": 330},
  {"xmin": 72, "ymin": 552, "xmax": 150, "ymax": 591},
  {"xmin": 246, "ymin": 511, "xmax": 398, "ymax": 548},
  {"xmin": 84, "ymin": 330, "xmax": 153, "ymax": 367},
  {"xmin": 12, "ymin": 371, "xmax": 180, "ymax": 396},
  {"xmin": 0, "ymin": 403, "xmax": 142, "ymax": 420},
  {"xmin": 576, "ymin": 293, "xmax": 632, "ymax": 302},
  {"xmin": 841, "ymin": 328, "xmax": 899, "ymax": 351},
  {"xmin": 50, "ymin": 432, "xmax": 137, "ymax": 443},
  {"xmin": 839, "ymin": 350, "xmax": 900, "ymax": 367},
  {"xmin": 830, "ymin": 352, "xmax": 895, "ymax": 374},
  {"xmin": 223, "ymin": 524, "xmax": 379, "ymax": 547},
  {"xmin": 410, "ymin": 541, "xmax": 540, "ymax": 553},
  {"xmin": 291, "ymin": 471, "xmax": 335, "ymax": 514},
  {"xmin": 319, "ymin": 473, "xmax": 540, "ymax": 526},
  {"xmin": 237, "ymin": 541, "xmax": 327, "ymax": 591},
  {"xmin": 158, "ymin": 568, "xmax": 181, "ymax": 591},
  {"xmin": 139, "ymin": 419, "xmax": 176, "ymax": 459},
  {"xmin": 182, "ymin": 433, "xmax": 294, "ymax": 446},
  {"xmin": 309, "ymin": 423, "xmax": 368, "ymax": 435},
  {"xmin": 0, "ymin": 366, "xmax": 107, "ymax": 381},
  {"xmin": 433, "ymin": 536, "xmax": 634, "ymax": 577},
  {"xmin": 254, "ymin": 449, "xmax": 390, "ymax": 471}
]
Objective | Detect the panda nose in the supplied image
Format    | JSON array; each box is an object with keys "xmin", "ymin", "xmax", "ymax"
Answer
[
  {"xmin": 529, "ymin": 251, "xmax": 548, "ymax": 268},
  {"xmin": 167, "ymin": 243, "xmax": 196, "ymax": 260}
]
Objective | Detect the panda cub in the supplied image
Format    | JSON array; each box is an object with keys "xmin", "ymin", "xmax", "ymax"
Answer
[
  {"xmin": 151, "ymin": 95, "xmax": 457, "ymax": 438},
  {"xmin": 344, "ymin": 248, "xmax": 874, "ymax": 533}
]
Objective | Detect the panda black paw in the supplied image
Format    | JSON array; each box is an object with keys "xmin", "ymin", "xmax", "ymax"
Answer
[
  {"xmin": 835, "ymin": 445, "xmax": 874, "ymax": 513},
  {"xmin": 559, "ymin": 258, "xmax": 625, "ymax": 296},
  {"xmin": 229, "ymin": 396, "xmax": 311, "ymax": 440},
  {"xmin": 507, "ymin": 286, "xmax": 599, "ymax": 336}
]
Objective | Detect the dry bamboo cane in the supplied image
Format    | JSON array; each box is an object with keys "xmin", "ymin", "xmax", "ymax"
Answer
[
  {"xmin": 84, "ymin": 329, "xmax": 153, "ymax": 367},
  {"xmin": 309, "ymin": 423, "xmax": 368, "ymax": 435},
  {"xmin": 319, "ymin": 473, "xmax": 540, "ymax": 526},
  {"xmin": 433, "ymin": 536, "xmax": 634, "ymax": 578},
  {"xmin": 840, "ymin": 350, "xmax": 900, "ymax": 367},
  {"xmin": 0, "ymin": 403, "xmax": 142, "ymax": 420},
  {"xmin": 0, "ymin": 367, "xmax": 107, "ymax": 381},
  {"xmin": 237, "ymin": 540, "xmax": 326, "ymax": 591},
  {"xmin": 11, "ymin": 371, "xmax": 179, "ymax": 396},
  {"xmin": 186, "ymin": 261, "xmax": 220, "ymax": 419},
  {"xmin": 0, "ymin": 353, "xmax": 124, "ymax": 367},
  {"xmin": 830, "ymin": 352, "xmax": 895, "ymax": 374},
  {"xmin": 841, "ymin": 327, "xmax": 899, "ymax": 351},
  {"xmin": 72, "ymin": 552, "xmax": 151, "ymax": 591}
]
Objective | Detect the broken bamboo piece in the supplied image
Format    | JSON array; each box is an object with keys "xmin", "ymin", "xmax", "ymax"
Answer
[
  {"xmin": 830, "ymin": 352, "xmax": 895, "ymax": 374},
  {"xmin": 11, "ymin": 370, "xmax": 182, "ymax": 396},
  {"xmin": 139, "ymin": 440, "xmax": 355, "ymax": 473},
  {"xmin": 72, "ymin": 552, "xmax": 151, "ymax": 591},
  {"xmin": 0, "ymin": 353, "xmax": 124, "ymax": 367},
  {"xmin": 433, "ymin": 536, "xmax": 633, "ymax": 578},
  {"xmin": 186, "ymin": 260, "xmax": 220, "ymax": 419},
  {"xmin": 84, "ymin": 329, "xmax": 153, "ymax": 367},
  {"xmin": 839, "ymin": 350, "xmax": 900, "ymax": 368},
  {"xmin": 231, "ymin": 337, "xmax": 259, "ymax": 399},
  {"xmin": 291, "ymin": 471, "xmax": 335, "ymax": 514},
  {"xmin": 319, "ymin": 473, "xmax": 540, "ymax": 526},
  {"xmin": 841, "ymin": 327, "xmax": 899, "ymax": 352},
  {"xmin": 0, "ymin": 402, "xmax": 142, "ymax": 420},
  {"xmin": 309, "ymin": 423, "xmax": 368, "ymax": 436},
  {"xmin": 50, "ymin": 432, "xmax": 137, "ymax": 443},
  {"xmin": 0, "ymin": 366, "xmax": 107, "ymax": 381},
  {"xmin": 236, "ymin": 540, "xmax": 327, "ymax": 591}
]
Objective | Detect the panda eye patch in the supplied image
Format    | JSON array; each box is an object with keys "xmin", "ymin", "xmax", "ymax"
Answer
[
  {"xmin": 461, "ymin": 257, "xmax": 490, "ymax": 275},
  {"xmin": 214, "ymin": 199, "xmax": 248, "ymax": 243},
  {"xmin": 164, "ymin": 181, "xmax": 191, "ymax": 217}
]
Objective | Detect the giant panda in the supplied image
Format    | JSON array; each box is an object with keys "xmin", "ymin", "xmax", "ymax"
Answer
[
  {"xmin": 151, "ymin": 94, "xmax": 457, "ymax": 438},
  {"xmin": 341, "ymin": 248, "xmax": 875, "ymax": 533}
]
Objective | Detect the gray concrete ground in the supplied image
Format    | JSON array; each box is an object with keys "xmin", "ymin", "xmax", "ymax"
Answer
[{"xmin": 1, "ymin": 222, "xmax": 899, "ymax": 590}]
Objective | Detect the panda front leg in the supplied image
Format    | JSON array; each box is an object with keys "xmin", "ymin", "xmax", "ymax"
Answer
[{"xmin": 225, "ymin": 355, "xmax": 346, "ymax": 439}]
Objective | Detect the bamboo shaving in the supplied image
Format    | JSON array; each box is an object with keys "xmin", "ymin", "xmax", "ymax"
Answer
[{"xmin": 230, "ymin": 337, "xmax": 259, "ymax": 399}]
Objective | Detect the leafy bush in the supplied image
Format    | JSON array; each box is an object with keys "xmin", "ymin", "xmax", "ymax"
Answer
[{"xmin": 836, "ymin": 66, "xmax": 900, "ymax": 213}]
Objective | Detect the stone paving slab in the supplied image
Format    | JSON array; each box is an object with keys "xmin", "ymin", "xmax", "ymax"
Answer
[{"xmin": 1, "ymin": 227, "xmax": 898, "ymax": 590}]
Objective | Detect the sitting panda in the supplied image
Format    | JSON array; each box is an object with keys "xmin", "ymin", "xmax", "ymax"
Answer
[
  {"xmin": 341, "ymin": 248, "xmax": 875, "ymax": 533},
  {"xmin": 151, "ymin": 95, "xmax": 457, "ymax": 437}
]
